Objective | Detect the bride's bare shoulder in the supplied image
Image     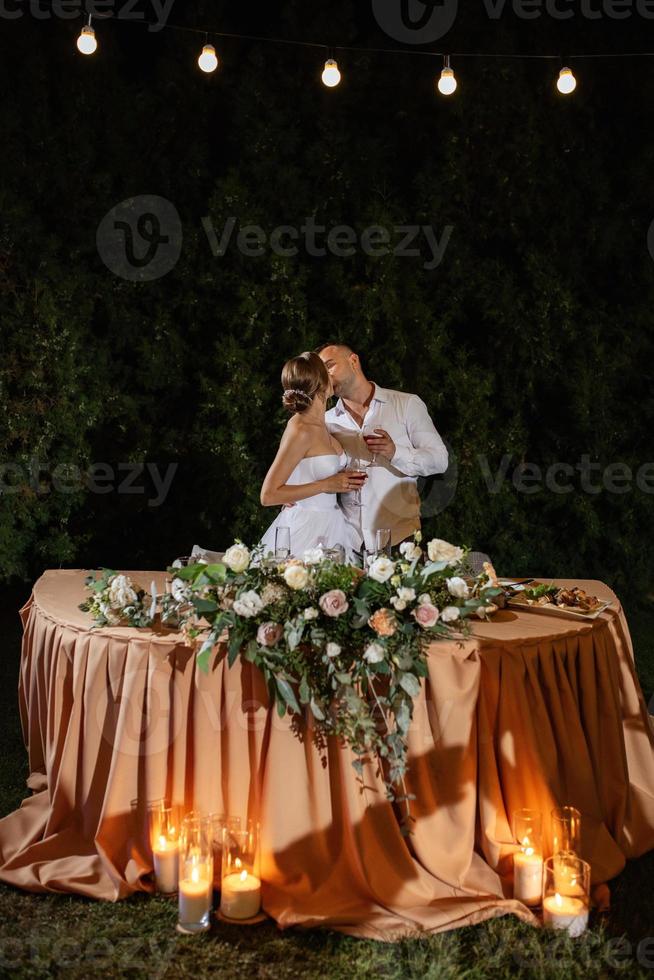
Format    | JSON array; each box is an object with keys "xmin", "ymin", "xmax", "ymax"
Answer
[{"xmin": 282, "ymin": 415, "xmax": 313, "ymax": 445}]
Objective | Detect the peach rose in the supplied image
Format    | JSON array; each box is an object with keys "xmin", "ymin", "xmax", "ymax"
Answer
[
  {"xmin": 256, "ymin": 621, "xmax": 284, "ymax": 647},
  {"xmin": 368, "ymin": 608, "xmax": 397, "ymax": 637}
]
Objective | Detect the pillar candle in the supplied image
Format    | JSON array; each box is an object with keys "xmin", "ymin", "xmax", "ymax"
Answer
[
  {"xmin": 178, "ymin": 867, "xmax": 212, "ymax": 924},
  {"xmin": 543, "ymin": 893, "xmax": 589, "ymax": 938},
  {"xmin": 152, "ymin": 835, "xmax": 179, "ymax": 894},
  {"xmin": 513, "ymin": 848, "xmax": 543, "ymax": 906},
  {"xmin": 220, "ymin": 869, "xmax": 261, "ymax": 920}
]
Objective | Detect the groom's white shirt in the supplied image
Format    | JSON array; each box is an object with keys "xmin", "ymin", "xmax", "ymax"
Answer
[{"xmin": 325, "ymin": 384, "xmax": 448, "ymax": 550}]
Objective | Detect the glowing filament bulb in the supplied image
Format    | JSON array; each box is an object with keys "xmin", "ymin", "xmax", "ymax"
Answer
[
  {"xmin": 322, "ymin": 59, "xmax": 341, "ymax": 88},
  {"xmin": 77, "ymin": 25, "xmax": 97, "ymax": 55},
  {"xmin": 198, "ymin": 44, "xmax": 218, "ymax": 74},
  {"xmin": 557, "ymin": 67, "xmax": 577, "ymax": 95}
]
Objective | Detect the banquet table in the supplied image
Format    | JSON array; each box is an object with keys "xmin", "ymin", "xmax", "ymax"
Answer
[{"xmin": 0, "ymin": 569, "xmax": 653, "ymax": 941}]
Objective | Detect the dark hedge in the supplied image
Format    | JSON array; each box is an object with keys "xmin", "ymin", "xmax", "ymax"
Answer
[{"xmin": 1, "ymin": 2, "xmax": 653, "ymax": 598}]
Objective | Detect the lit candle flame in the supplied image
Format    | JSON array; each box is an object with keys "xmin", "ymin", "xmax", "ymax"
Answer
[
  {"xmin": 191, "ymin": 866, "xmax": 200, "ymax": 884},
  {"xmin": 554, "ymin": 892, "xmax": 563, "ymax": 908},
  {"xmin": 235, "ymin": 857, "xmax": 242, "ymax": 870},
  {"xmin": 158, "ymin": 834, "xmax": 167, "ymax": 849},
  {"xmin": 240, "ymin": 869, "xmax": 248, "ymax": 882}
]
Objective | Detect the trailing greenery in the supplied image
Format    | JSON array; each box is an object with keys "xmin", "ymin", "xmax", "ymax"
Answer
[{"xmin": 80, "ymin": 536, "xmax": 503, "ymax": 812}]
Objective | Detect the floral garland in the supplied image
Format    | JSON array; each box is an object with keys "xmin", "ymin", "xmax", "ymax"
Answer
[{"xmin": 80, "ymin": 535, "xmax": 502, "ymax": 817}]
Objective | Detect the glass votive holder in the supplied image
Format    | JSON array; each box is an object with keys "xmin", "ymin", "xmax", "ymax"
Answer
[
  {"xmin": 512, "ymin": 808, "xmax": 543, "ymax": 907},
  {"xmin": 148, "ymin": 801, "xmax": 182, "ymax": 895},
  {"xmin": 542, "ymin": 854, "xmax": 590, "ymax": 938},
  {"xmin": 552, "ymin": 805, "xmax": 581, "ymax": 856},
  {"xmin": 177, "ymin": 813, "xmax": 213, "ymax": 934},
  {"xmin": 220, "ymin": 822, "xmax": 262, "ymax": 921},
  {"xmin": 209, "ymin": 813, "xmax": 241, "ymax": 889}
]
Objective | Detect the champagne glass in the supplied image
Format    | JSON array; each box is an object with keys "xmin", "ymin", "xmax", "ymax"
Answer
[
  {"xmin": 375, "ymin": 528, "xmax": 391, "ymax": 557},
  {"xmin": 347, "ymin": 455, "xmax": 367, "ymax": 507},
  {"xmin": 275, "ymin": 526, "xmax": 291, "ymax": 559}
]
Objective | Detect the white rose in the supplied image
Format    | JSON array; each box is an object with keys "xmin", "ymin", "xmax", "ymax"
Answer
[
  {"xmin": 417, "ymin": 593, "xmax": 432, "ymax": 605},
  {"xmin": 447, "ymin": 576, "xmax": 469, "ymax": 599},
  {"xmin": 427, "ymin": 539, "xmax": 464, "ymax": 566},
  {"xmin": 390, "ymin": 596, "xmax": 407, "ymax": 611},
  {"xmin": 397, "ymin": 587, "xmax": 416, "ymax": 602},
  {"xmin": 326, "ymin": 642, "xmax": 341, "ymax": 658},
  {"xmin": 363, "ymin": 641, "xmax": 386, "ymax": 664},
  {"xmin": 283, "ymin": 564, "xmax": 309, "ymax": 590},
  {"xmin": 441, "ymin": 605, "xmax": 461, "ymax": 622},
  {"xmin": 108, "ymin": 574, "xmax": 138, "ymax": 609},
  {"xmin": 171, "ymin": 577, "xmax": 190, "ymax": 602},
  {"xmin": 303, "ymin": 607, "xmax": 319, "ymax": 620},
  {"xmin": 368, "ymin": 556, "xmax": 395, "ymax": 583},
  {"xmin": 232, "ymin": 589, "xmax": 264, "ymax": 618},
  {"xmin": 399, "ymin": 542, "xmax": 422, "ymax": 561},
  {"xmin": 223, "ymin": 543, "xmax": 250, "ymax": 573},
  {"xmin": 303, "ymin": 547, "xmax": 325, "ymax": 565}
]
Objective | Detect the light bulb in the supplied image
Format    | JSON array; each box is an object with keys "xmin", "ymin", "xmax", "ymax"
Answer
[
  {"xmin": 322, "ymin": 59, "xmax": 341, "ymax": 88},
  {"xmin": 556, "ymin": 67, "xmax": 576, "ymax": 94},
  {"xmin": 77, "ymin": 25, "xmax": 97, "ymax": 55},
  {"xmin": 437, "ymin": 66, "xmax": 457, "ymax": 96},
  {"xmin": 198, "ymin": 43, "xmax": 218, "ymax": 74}
]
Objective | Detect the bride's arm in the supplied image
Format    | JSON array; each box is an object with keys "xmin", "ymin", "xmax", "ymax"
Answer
[{"xmin": 260, "ymin": 425, "xmax": 359, "ymax": 506}]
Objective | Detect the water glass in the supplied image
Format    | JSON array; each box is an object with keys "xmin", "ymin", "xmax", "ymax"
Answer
[{"xmin": 275, "ymin": 526, "xmax": 291, "ymax": 558}]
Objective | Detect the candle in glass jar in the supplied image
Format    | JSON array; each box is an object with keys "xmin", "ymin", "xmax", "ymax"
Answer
[
  {"xmin": 179, "ymin": 865, "xmax": 212, "ymax": 923},
  {"xmin": 152, "ymin": 834, "xmax": 179, "ymax": 894},
  {"xmin": 543, "ymin": 892, "xmax": 589, "ymax": 937},
  {"xmin": 513, "ymin": 843, "xmax": 543, "ymax": 906},
  {"xmin": 220, "ymin": 865, "xmax": 261, "ymax": 920}
]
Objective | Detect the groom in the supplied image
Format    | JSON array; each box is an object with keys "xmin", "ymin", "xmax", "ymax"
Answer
[{"xmin": 316, "ymin": 342, "xmax": 449, "ymax": 551}]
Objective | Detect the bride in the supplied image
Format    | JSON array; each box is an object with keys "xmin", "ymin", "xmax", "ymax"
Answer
[{"xmin": 259, "ymin": 351, "xmax": 365, "ymax": 561}]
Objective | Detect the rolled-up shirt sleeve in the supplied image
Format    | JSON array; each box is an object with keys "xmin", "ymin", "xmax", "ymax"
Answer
[{"xmin": 390, "ymin": 396, "xmax": 449, "ymax": 477}]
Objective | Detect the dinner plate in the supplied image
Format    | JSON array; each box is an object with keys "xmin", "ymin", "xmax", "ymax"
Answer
[{"xmin": 506, "ymin": 585, "xmax": 611, "ymax": 621}]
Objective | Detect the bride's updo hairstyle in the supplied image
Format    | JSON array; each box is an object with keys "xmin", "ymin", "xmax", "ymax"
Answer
[{"xmin": 281, "ymin": 351, "xmax": 330, "ymax": 415}]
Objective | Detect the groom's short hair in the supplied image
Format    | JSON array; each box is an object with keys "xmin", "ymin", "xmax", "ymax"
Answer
[{"xmin": 315, "ymin": 341, "xmax": 355, "ymax": 356}]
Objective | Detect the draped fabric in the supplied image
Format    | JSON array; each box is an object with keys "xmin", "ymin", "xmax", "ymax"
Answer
[{"xmin": 1, "ymin": 570, "xmax": 652, "ymax": 940}]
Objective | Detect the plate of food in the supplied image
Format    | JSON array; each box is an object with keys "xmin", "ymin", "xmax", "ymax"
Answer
[{"xmin": 505, "ymin": 581, "xmax": 611, "ymax": 620}]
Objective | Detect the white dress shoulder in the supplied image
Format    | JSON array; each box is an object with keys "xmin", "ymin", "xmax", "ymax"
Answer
[{"xmin": 259, "ymin": 452, "xmax": 358, "ymax": 562}]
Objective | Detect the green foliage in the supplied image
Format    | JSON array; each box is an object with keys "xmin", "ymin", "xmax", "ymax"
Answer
[{"xmin": 0, "ymin": 5, "xmax": 652, "ymax": 601}]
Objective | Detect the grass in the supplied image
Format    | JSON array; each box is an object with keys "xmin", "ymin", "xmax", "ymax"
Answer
[{"xmin": 1, "ymin": 584, "xmax": 653, "ymax": 980}]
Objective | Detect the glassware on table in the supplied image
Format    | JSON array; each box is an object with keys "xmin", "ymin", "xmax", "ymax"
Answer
[
  {"xmin": 220, "ymin": 821, "xmax": 262, "ymax": 921},
  {"xmin": 346, "ymin": 455, "xmax": 367, "ymax": 507},
  {"xmin": 542, "ymin": 854, "xmax": 590, "ymax": 937},
  {"xmin": 375, "ymin": 528, "xmax": 392, "ymax": 557},
  {"xmin": 551, "ymin": 805, "xmax": 581, "ymax": 856},
  {"xmin": 274, "ymin": 526, "xmax": 291, "ymax": 559},
  {"xmin": 177, "ymin": 813, "xmax": 213, "ymax": 934}
]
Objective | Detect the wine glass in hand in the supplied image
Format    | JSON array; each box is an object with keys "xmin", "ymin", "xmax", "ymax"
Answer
[
  {"xmin": 347, "ymin": 455, "xmax": 367, "ymax": 507},
  {"xmin": 362, "ymin": 425, "xmax": 378, "ymax": 465}
]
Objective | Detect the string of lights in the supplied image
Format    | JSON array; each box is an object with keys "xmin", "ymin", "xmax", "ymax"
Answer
[{"xmin": 19, "ymin": 0, "xmax": 654, "ymax": 97}]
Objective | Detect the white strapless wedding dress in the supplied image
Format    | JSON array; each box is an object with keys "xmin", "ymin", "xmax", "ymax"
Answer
[{"xmin": 259, "ymin": 453, "xmax": 358, "ymax": 561}]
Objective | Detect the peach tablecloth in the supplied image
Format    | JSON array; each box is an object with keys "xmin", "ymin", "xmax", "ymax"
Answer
[{"xmin": 0, "ymin": 570, "xmax": 653, "ymax": 940}]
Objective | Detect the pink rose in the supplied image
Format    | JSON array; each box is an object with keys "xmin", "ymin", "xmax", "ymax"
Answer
[
  {"xmin": 256, "ymin": 621, "xmax": 283, "ymax": 647},
  {"xmin": 318, "ymin": 589, "xmax": 349, "ymax": 618},
  {"xmin": 412, "ymin": 603, "xmax": 440, "ymax": 629}
]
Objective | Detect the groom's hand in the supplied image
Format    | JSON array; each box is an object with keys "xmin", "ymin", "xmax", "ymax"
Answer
[{"xmin": 364, "ymin": 428, "xmax": 396, "ymax": 461}]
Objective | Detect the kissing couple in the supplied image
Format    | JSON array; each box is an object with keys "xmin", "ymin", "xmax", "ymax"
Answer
[{"xmin": 259, "ymin": 343, "xmax": 449, "ymax": 563}]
